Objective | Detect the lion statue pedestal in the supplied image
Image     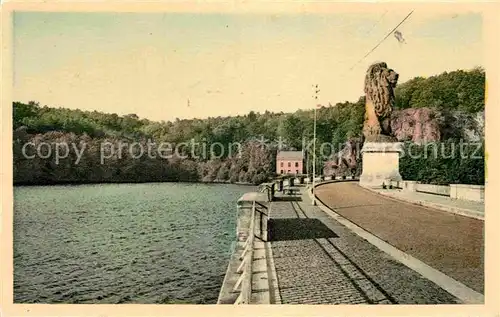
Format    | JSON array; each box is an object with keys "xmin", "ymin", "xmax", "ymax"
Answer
[
  {"xmin": 359, "ymin": 142, "xmax": 403, "ymax": 188},
  {"xmin": 359, "ymin": 62, "xmax": 403, "ymax": 188}
]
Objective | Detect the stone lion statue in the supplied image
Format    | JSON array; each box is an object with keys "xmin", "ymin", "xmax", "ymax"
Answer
[{"xmin": 363, "ymin": 62, "xmax": 399, "ymax": 142}]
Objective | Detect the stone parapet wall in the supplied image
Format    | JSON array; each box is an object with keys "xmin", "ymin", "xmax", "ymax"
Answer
[
  {"xmin": 390, "ymin": 180, "xmax": 484, "ymax": 202},
  {"xmin": 450, "ymin": 184, "xmax": 484, "ymax": 202},
  {"xmin": 416, "ymin": 183, "xmax": 451, "ymax": 196}
]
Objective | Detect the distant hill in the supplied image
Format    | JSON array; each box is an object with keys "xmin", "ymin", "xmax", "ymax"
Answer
[
  {"xmin": 394, "ymin": 66, "xmax": 485, "ymax": 113},
  {"xmin": 13, "ymin": 67, "xmax": 485, "ymax": 185}
]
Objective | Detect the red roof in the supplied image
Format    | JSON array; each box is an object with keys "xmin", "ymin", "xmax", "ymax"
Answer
[{"xmin": 276, "ymin": 151, "xmax": 304, "ymax": 160}]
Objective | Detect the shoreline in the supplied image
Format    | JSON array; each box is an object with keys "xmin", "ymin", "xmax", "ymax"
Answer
[{"xmin": 12, "ymin": 179, "xmax": 260, "ymax": 187}]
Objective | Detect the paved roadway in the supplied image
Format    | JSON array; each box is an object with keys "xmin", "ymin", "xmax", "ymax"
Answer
[
  {"xmin": 267, "ymin": 183, "xmax": 483, "ymax": 304},
  {"xmin": 315, "ymin": 182, "xmax": 484, "ymax": 294}
]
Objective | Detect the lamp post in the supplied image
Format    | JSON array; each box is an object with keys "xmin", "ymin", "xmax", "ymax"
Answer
[{"xmin": 312, "ymin": 84, "xmax": 320, "ymax": 206}]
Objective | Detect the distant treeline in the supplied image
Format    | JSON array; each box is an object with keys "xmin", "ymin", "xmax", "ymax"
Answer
[{"xmin": 13, "ymin": 67, "xmax": 485, "ymax": 185}]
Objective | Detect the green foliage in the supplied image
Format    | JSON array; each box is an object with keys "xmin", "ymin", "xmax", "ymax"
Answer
[
  {"xmin": 394, "ymin": 67, "xmax": 485, "ymax": 113},
  {"xmin": 400, "ymin": 140, "xmax": 484, "ymax": 185},
  {"xmin": 12, "ymin": 67, "xmax": 485, "ymax": 185}
]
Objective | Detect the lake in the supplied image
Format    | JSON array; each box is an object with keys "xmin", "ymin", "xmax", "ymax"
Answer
[{"xmin": 13, "ymin": 182, "xmax": 255, "ymax": 304}]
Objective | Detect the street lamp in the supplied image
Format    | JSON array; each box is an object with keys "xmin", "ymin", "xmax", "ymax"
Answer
[{"xmin": 312, "ymin": 84, "xmax": 320, "ymax": 206}]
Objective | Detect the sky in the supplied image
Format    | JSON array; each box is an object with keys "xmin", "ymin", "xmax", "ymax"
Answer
[{"xmin": 12, "ymin": 9, "xmax": 483, "ymax": 121}]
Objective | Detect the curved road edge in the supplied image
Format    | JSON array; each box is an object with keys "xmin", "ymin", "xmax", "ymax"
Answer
[
  {"xmin": 362, "ymin": 185, "xmax": 484, "ymax": 220},
  {"xmin": 309, "ymin": 181, "xmax": 484, "ymax": 305}
]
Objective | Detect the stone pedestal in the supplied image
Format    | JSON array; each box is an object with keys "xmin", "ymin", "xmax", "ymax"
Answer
[
  {"xmin": 236, "ymin": 206, "xmax": 251, "ymax": 241},
  {"xmin": 359, "ymin": 142, "xmax": 403, "ymax": 188},
  {"xmin": 277, "ymin": 180, "xmax": 283, "ymax": 192},
  {"xmin": 403, "ymin": 180, "xmax": 417, "ymax": 192}
]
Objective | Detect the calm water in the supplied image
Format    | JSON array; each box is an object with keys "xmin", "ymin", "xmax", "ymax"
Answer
[{"xmin": 13, "ymin": 182, "xmax": 255, "ymax": 304}]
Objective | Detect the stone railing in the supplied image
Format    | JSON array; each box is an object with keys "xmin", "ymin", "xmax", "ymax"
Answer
[
  {"xmin": 389, "ymin": 180, "xmax": 484, "ymax": 202},
  {"xmin": 233, "ymin": 200, "xmax": 256, "ymax": 304},
  {"xmin": 218, "ymin": 192, "xmax": 270, "ymax": 304},
  {"xmin": 450, "ymin": 184, "xmax": 484, "ymax": 202},
  {"xmin": 305, "ymin": 175, "xmax": 357, "ymax": 184}
]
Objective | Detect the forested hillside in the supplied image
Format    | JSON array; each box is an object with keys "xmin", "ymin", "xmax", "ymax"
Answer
[{"xmin": 13, "ymin": 67, "xmax": 485, "ymax": 185}]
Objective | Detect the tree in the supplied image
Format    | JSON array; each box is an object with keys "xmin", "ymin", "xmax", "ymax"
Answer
[{"xmin": 11, "ymin": 67, "xmax": 485, "ymax": 186}]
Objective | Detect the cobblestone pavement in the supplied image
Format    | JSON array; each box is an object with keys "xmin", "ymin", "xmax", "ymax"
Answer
[
  {"xmin": 315, "ymin": 182, "xmax": 484, "ymax": 293},
  {"xmin": 268, "ymin": 190, "xmax": 461, "ymax": 304}
]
